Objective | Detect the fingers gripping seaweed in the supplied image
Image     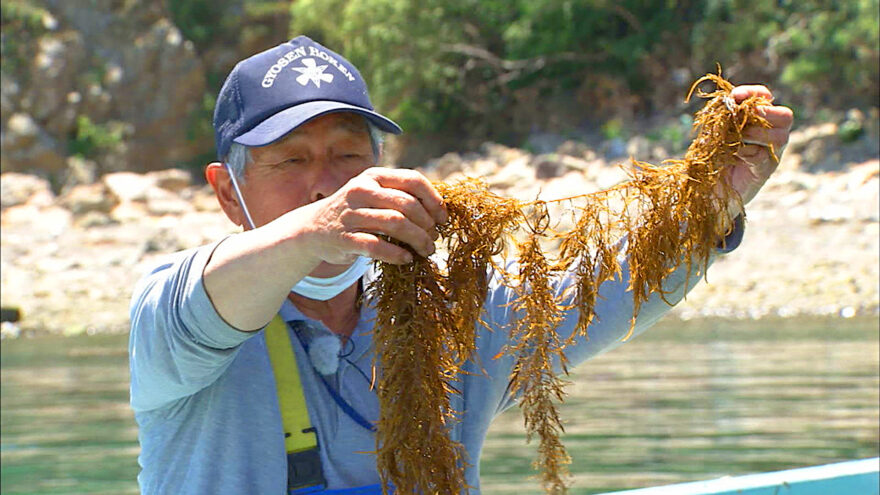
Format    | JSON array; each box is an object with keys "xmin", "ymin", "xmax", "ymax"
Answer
[{"xmin": 367, "ymin": 69, "xmax": 775, "ymax": 494}]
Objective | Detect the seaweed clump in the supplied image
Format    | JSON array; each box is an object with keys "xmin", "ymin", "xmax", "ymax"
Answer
[
  {"xmin": 368, "ymin": 69, "xmax": 776, "ymax": 494},
  {"xmin": 371, "ymin": 179, "xmax": 522, "ymax": 494}
]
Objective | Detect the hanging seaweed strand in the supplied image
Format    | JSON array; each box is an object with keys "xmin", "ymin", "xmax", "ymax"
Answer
[
  {"xmin": 371, "ymin": 254, "xmax": 469, "ymax": 495},
  {"xmin": 506, "ymin": 203, "xmax": 570, "ymax": 494},
  {"xmin": 367, "ymin": 68, "xmax": 776, "ymax": 494},
  {"xmin": 436, "ymin": 179, "xmax": 523, "ymax": 363}
]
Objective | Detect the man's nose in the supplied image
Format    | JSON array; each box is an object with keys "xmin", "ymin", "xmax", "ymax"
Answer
[{"xmin": 310, "ymin": 164, "xmax": 344, "ymax": 202}]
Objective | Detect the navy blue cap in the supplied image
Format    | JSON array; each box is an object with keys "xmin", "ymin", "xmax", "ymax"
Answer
[{"xmin": 213, "ymin": 36, "xmax": 402, "ymax": 160}]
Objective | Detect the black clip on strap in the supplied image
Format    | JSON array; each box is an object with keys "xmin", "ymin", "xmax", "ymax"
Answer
[{"xmin": 288, "ymin": 445, "xmax": 326, "ymax": 492}]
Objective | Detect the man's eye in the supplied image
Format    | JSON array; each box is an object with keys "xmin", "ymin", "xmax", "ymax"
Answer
[{"xmin": 267, "ymin": 158, "xmax": 302, "ymax": 170}]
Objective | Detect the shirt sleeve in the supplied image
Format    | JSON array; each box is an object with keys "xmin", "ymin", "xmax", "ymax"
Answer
[
  {"xmin": 478, "ymin": 215, "xmax": 746, "ymax": 415},
  {"xmin": 128, "ymin": 240, "xmax": 256, "ymax": 412}
]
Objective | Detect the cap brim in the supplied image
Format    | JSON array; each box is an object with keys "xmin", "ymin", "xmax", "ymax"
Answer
[{"xmin": 234, "ymin": 101, "xmax": 402, "ymax": 148}]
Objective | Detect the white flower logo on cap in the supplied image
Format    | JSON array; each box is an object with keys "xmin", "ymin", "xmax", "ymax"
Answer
[{"xmin": 292, "ymin": 58, "xmax": 334, "ymax": 88}]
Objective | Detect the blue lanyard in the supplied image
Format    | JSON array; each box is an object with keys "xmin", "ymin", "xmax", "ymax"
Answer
[
  {"xmin": 289, "ymin": 322, "xmax": 377, "ymax": 433},
  {"xmin": 315, "ymin": 372, "xmax": 377, "ymax": 432}
]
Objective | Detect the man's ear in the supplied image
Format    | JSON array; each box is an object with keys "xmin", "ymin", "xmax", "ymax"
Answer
[{"xmin": 205, "ymin": 162, "xmax": 246, "ymax": 227}]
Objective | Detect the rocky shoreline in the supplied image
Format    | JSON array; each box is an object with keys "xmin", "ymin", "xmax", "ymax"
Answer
[{"xmin": 1, "ymin": 122, "xmax": 878, "ymax": 338}]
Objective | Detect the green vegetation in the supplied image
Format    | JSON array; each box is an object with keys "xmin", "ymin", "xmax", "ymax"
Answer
[
  {"xmin": 287, "ymin": 0, "xmax": 878, "ymax": 149},
  {"xmin": 646, "ymin": 115, "xmax": 695, "ymax": 154},
  {"xmin": 166, "ymin": 0, "xmax": 290, "ymax": 65},
  {"xmin": 166, "ymin": 0, "xmax": 291, "ymax": 172},
  {"xmin": 166, "ymin": 0, "xmax": 239, "ymax": 48},
  {"xmin": 3, "ymin": 0, "xmax": 877, "ymax": 168},
  {"xmin": 0, "ymin": 0, "xmax": 51, "ymax": 73},
  {"xmin": 694, "ymin": 0, "xmax": 880, "ymax": 112},
  {"xmin": 69, "ymin": 116, "xmax": 126, "ymax": 159},
  {"xmin": 0, "ymin": 0, "xmax": 47, "ymax": 29}
]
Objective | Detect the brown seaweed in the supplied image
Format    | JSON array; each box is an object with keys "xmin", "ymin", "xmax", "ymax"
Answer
[{"xmin": 368, "ymin": 68, "xmax": 775, "ymax": 494}]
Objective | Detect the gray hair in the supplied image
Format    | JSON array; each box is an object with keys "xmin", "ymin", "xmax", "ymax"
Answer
[{"xmin": 225, "ymin": 118, "xmax": 385, "ymax": 183}]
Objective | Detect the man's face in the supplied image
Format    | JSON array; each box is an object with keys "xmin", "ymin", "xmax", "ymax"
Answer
[{"xmin": 238, "ymin": 112, "xmax": 374, "ymax": 227}]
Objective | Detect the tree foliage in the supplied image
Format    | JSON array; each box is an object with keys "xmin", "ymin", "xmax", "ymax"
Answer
[
  {"xmin": 289, "ymin": 0, "xmax": 878, "ymax": 150},
  {"xmin": 0, "ymin": 0, "xmax": 52, "ymax": 73},
  {"xmin": 4, "ymin": 0, "xmax": 876, "ymax": 168},
  {"xmin": 694, "ymin": 0, "xmax": 879, "ymax": 112}
]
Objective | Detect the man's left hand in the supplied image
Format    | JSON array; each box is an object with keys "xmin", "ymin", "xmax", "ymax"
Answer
[{"xmin": 726, "ymin": 85, "xmax": 794, "ymax": 208}]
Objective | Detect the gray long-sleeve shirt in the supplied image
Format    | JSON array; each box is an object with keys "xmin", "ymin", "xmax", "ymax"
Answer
[{"xmin": 129, "ymin": 220, "xmax": 742, "ymax": 494}]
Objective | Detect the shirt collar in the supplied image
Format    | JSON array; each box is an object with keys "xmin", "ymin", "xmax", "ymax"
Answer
[{"xmin": 278, "ymin": 281, "xmax": 378, "ymax": 364}]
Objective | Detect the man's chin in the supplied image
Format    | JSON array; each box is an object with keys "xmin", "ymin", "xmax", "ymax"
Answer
[{"xmin": 310, "ymin": 260, "xmax": 355, "ymax": 279}]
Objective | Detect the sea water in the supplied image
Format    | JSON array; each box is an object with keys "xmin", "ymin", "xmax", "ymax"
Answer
[{"xmin": 1, "ymin": 317, "xmax": 877, "ymax": 495}]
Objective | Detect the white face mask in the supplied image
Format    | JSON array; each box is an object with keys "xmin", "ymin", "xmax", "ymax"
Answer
[
  {"xmin": 225, "ymin": 163, "xmax": 371, "ymax": 301},
  {"xmin": 290, "ymin": 255, "xmax": 370, "ymax": 300}
]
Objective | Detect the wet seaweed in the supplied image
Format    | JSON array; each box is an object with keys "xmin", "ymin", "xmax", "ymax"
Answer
[{"xmin": 367, "ymin": 69, "xmax": 775, "ymax": 494}]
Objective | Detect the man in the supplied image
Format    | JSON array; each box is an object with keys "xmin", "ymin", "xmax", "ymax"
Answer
[{"xmin": 129, "ymin": 36, "xmax": 792, "ymax": 494}]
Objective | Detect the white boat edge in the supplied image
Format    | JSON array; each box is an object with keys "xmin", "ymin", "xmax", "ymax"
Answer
[{"xmin": 595, "ymin": 457, "xmax": 880, "ymax": 495}]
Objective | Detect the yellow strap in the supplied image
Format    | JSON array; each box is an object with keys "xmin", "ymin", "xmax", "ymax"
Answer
[{"xmin": 265, "ymin": 315, "xmax": 317, "ymax": 454}]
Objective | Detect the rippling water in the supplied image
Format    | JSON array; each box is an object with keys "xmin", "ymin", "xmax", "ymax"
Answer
[{"xmin": 1, "ymin": 317, "xmax": 877, "ymax": 494}]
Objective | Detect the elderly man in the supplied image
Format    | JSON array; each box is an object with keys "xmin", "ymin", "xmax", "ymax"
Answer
[{"xmin": 129, "ymin": 36, "xmax": 792, "ymax": 494}]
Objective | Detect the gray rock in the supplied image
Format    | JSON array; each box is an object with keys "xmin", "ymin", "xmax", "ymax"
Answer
[
  {"xmin": 786, "ymin": 123, "xmax": 837, "ymax": 155},
  {"xmin": 60, "ymin": 183, "xmax": 119, "ymax": 215},
  {"xmin": 1, "ymin": 113, "xmax": 68, "ymax": 174},
  {"xmin": 5, "ymin": 113, "xmax": 39, "ymax": 144},
  {"xmin": 533, "ymin": 153, "xmax": 595, "ymax": 179},
  {"xmin": 488, "ymin": 155, "xmax": 532, "ymax": 190},
  {"xmin": 103, "ymin": 172, "xmax": 155, "ymax": 202},
  {"xmin": 148, "ymin": 168, "xmax": 192, "ymax": 193},
  {"xmin": 29, "ymin": 31, "xmax": 88, "ymax": 125},
  {"xmin": 626, "ymin": 136, "xmax": 652, "ymax": 160},
  {"xmin": 555, "ymin": 140, "xmax": 594, "ymax": 159},
  {"xmin": 75, "ymin": 210, "xmax": 117, "ymax": 228},
  {"xmin": 61, "ymin": 156, "xmax": 98, "ymax": 191},
  {"xmin": 0, "ymin": 173, "xmax": 54, "ymax": 209},
  {"xmin": 114, "ymin": 18, "xmax": 206, "ymax": 170},
  {"xmin": 0, "ymin": 72, "xmax": 21, "ymax": 118},
  {"xmin": 603, "ymin": 137, "xmax": 627, "ymax": 160},
  {"xmin": 145, "ymin": 186, "xmax": 192, "ymax": 216},
  {"xmin": 42, "ymin": 0, "xmax": 166, "ymax": 49},
  {"xmin": 534, "ymin": 155, "xmax": 564, "ymax": 179},
  {"xmin": 2, "ymin": 1, "xmax": 209, "ymax": 179},
  {"xmin": 425, "ymin": 152, "xmax": 465, "ymax": 179},
  {"xmin": 142, "ymin": 228, "xmax": 186, "ymax": 254},
  {"xmin": 479, "ymin": 142, "xmax": 523, "ymax": 165}
]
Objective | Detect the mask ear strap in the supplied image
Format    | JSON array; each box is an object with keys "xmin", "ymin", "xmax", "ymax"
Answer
[{"xmin": 224, "ymin": 163, "xmax": 256, "ymax": 229}]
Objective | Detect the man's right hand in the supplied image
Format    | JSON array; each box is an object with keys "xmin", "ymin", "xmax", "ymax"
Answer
[
  {"xmin": 204, "ymin": 166, "xmax": 447, "ymax": 331},
  {"xmin": 291, "ymin": 167, "xmax": 449, "ymax": 266}
]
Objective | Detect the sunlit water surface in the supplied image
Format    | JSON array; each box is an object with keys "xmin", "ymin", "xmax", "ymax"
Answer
[{"xmin": 1, "ymin": 317, "xmax": 877, "ymax": 494}]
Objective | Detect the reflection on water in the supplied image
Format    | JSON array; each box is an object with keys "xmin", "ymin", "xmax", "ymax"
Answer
[
  {"xmin": 1, "ymin": 334, "xmax": 139, "ymax": 495},
  {"xmin": 1, "ymin": 318, "xmax": 877, "ymax": 494},
  {"xmin": 482, "ymin": 317, "xmax": 880, "ymax": 494}
]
